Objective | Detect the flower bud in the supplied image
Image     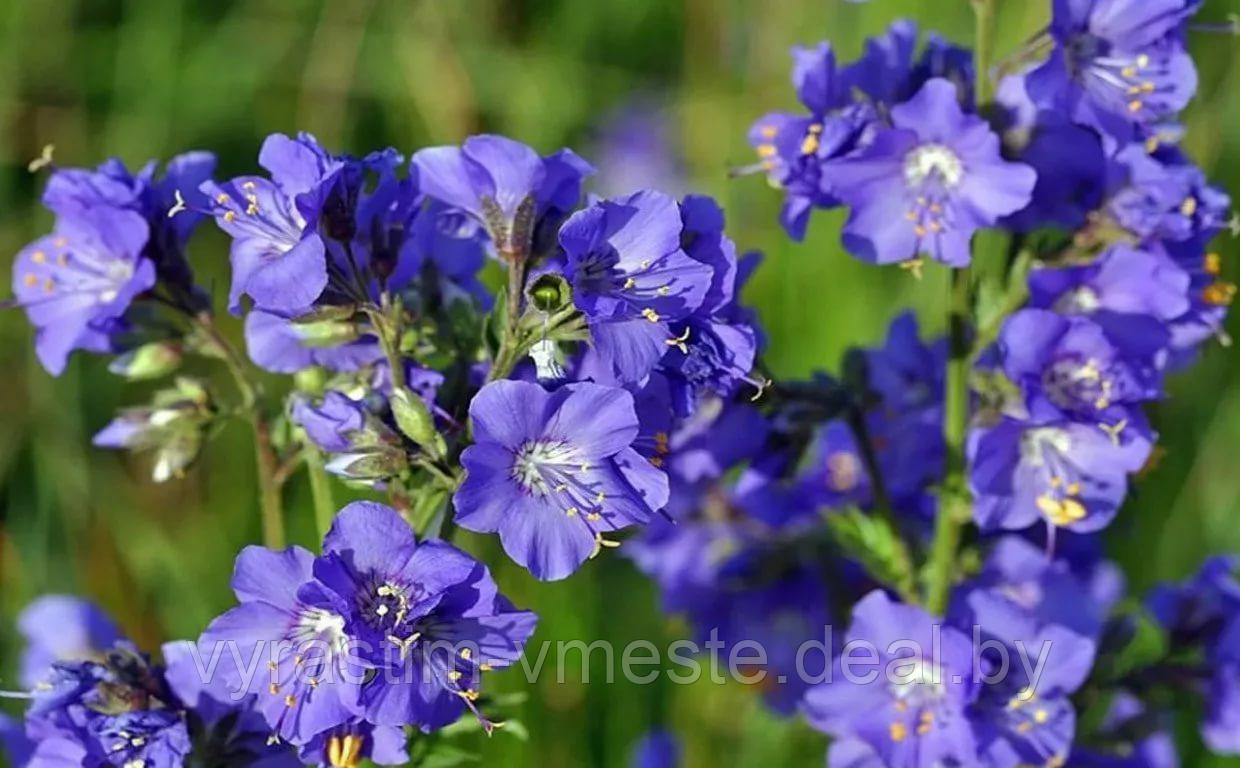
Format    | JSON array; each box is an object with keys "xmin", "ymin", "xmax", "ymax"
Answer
[
  {"xmin": 528, "ymin": 273, "xmax": 572, "ymax": 314},
  {"xmin": 390, "ymin": 387, "xmax": 446, "ymax": 459},
  {"xmin": 108, "ymin": 342, "xmax": 182, "ymax": 381}
]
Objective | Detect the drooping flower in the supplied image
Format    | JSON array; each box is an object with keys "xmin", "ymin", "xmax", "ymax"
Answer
[
  {"xmin": 559, "ymin": 189, "xmax": 713, "ymax": 382},
  {"xmin": 998, "ymin": 309, "xmax": 1162, "ymax": 423},
  {"xmin": 16, "ymin": 595, "xmax": 122, "ymax": 689},
  {"xmin": 802, "ymin": 591, "xmax": 980, "ymax": 766},
  {"xmin": 410, "ymin": 134, "xmax": 592, "ymax": 257},
  {"xmin": 10, "ymin": 206, "xmax": 153, "ymax": 375},
  {"xmin": 1027, "ymin": 0, "xmax": 1201, "ymax": 142},
  {"xmin": 311, "ymin": 502, "xmax": 538, "ymax": 732},
  {"xmin": 454, "ymin": 380, "xmax": 670, "ymax": 580},
  {"xmin": 830, "ymin": 78, "xmax": 1036, "ymax": 267},
  {"xmin": 969, "ymin": 415, "xmax": 1153, "ymax": 534}
]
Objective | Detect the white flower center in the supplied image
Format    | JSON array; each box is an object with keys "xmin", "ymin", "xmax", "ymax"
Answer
[
  {"xmin": 903, "ymin": 144, "xmax": 964, "ymax": 189},
  {"xmin": 296, "ymin": 607, "xmax": 349, "ymax": 654},
  {"xmin": 512, "ymin": 439, "xmax": 579, "ymax": 494},
  {"xmin": 1020, "ymin": 427, "xmax": 1073, "ymax": 467},
  {"xmin": 888, "ymin": 658, "xmax": 946, "ymax": 705},
  {"xmin": 1053, "ymin": 286, "xmax": 1101, "ymax": 315}
]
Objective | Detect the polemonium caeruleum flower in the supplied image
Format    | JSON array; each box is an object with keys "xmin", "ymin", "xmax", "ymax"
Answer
[
  {"xmin": 657, "ymin": 196, "xmax": 760, "ymax": 413},
  {"xmin": 998, "ymin": 309, "xmax": 1162, "ymax": 423},
  {"xmin": 560, "ymin": 190, "xmax": 714, "ymax": 383},
  {"xmin": 454, "ymin": 380, "xmax": 670, "ymax": 580},
  {"xmin": 1027, "ymin": 244, "xmax": 1191, "ymax": 354},
  {"xmin": 297, "ymin": 720, "xmax": 409, "ymax": 767},
  {"xmin": 10, "ymin": 206, "xmax": 153, "ymax": 375},
  {"xmin": 830, "ymin": 78, "xmax": 1036, "ymax": 267},
  {"xmin": 1027, "ymin": 0, "xmax": 1201, "ymax": 142},
  {"xmin": 197, "ymin": 545, "xmax": 363, "ymax": 745},
  {"xmin": 203, "ymin": 132, "xmax": 357, "ymax": 315},
  {"xmin": 410, "ymin": 134, "xmax": 592, "ymax": 257},
  {"xmin": 312, "ymin": 502, "xmax": 537, "ymax": 732},
  {"xmin": 968, "ymin": 415, "xmax": 1152, "ymax": 533},
  {"xmin": 42, "ymin": 152, "xmax": 216, "ymax": 300},
  {"xmin": 747, "ymin": 42, "xmax": 875, "ymax": 240},
  {"xmin": 16, "ymin": 595, "xmax": 121, "ymax": 689},
  {"xmin": 244, "ymin": 309, "xmax": 384, "ymax": 374},
  {"xmin": 802, "ymin": 591, "xmax": 980, "ymax": 766},
  {"xmin": 845, "ymin": 20, "xmax": 975, "ymax": 108}
]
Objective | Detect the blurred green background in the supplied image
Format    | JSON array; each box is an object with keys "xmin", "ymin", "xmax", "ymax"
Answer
[{"xmin": 0, "ymin": 0, "xmax": 1238, "ymax": 765}]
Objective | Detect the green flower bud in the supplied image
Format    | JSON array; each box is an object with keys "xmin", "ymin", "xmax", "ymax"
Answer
[
  {"xmin": 390, "ymin": 388, "xmax": 447, "ymax": 459},
  {"xmin": 108, "ymin": 342, "xmax": 182, "ymax": 381},
  {"xmin": 528, "ymin": 273, "xmax": 573, "ymax": 314}
]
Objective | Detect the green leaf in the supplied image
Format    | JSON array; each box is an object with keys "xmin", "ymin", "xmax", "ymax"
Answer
[{"xmin": 826, "ymin": 508, "xmax": 916, "ymax": 601}]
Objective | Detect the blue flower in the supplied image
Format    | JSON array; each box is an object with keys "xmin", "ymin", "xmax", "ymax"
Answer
[
  {"xmin": 411, "ymin": 134, "xmax": 592, "ymax": 257},
  {"xmin": 311, "ymin": 502, "xmax": 537, "ymax": 733},
  {"xmin": 16, "ymin": 595, "xmax": 121, "ymax": 689},
  {"xmin": 830, "ymin": 79, "xmax": 1036, "ymax": 267},
  {"xmin": 10, "ymin": 206, "xmax": 153, "ymax": 375},
  {"xmin": 455, "ymin": 380, "xmax": 670, "ymax": 580},
  {"xmin": 559, "ymin": 190, "xmax": 714, "ymax": 383}
]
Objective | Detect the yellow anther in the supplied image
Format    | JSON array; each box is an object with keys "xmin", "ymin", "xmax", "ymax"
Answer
[
  {"xmin": 913, "ymin": 225, "xmax": 927, "ymax": 237},
  {"xmin": 23, "ymin": 273, "xmax": 37, "ymax": 288},
  {"xmin": 269, "ymin": 683, "xmax": 280, "ymax": 695},
  {"xmin": 267, "ymin": 661, "xmax": 278, "ymax": 671},
  {"xmin": 665, "ymin": 327, "xmax": 691, "ymax": 353},
  {"xmin": 586, "ymin": 512, "xmax": 602, "ymax": 522},
  {"xmin": 246, "ymin": 202, "xmax": 260, "ymax": 215},
  {"xmin": 1204, "ymin": 281, "xmax": 1237, "ymax": 306},
  {"xmin": 43, "ymin": 277, "xmax": 55, "ymax": 292},
  {"xmin": 1204, "ymin": 253, "xmax": 1222, "ymax": 276},
  {"xmin": 1101, "ymin": 420, "xmax": 1128, "ymax": 446},
  {"xmin": 905, "ymin": 211, "xmax": 919, "ymax": 221},
  {"xmin": 1136, "ymin": 53, "xmax": 1150, "ymax": 68},
  {"xmin": 554, "ymin": 483, "xmax": 568, "ymax": 492},
  {"xmin": 657, "ymin": 285, "xmax": 670, "ymax": 296},
  {"xmin": 594, "ymin": 491, "xmax": 606, "ymax": 504},
  {"xmin": 242, "ymin": 181, "xmax": 257, "ymax": 191},
  {"xmin": 756, "ymin": 144, "xmax": 777, "ymax": 158},
  {"xmin": 308, "ymin": 677, "xmax": 319, "ymax": 688},
  {"xmin": 284, "ymin": 694, "xmax": 297, "ymax": 707},
  {"xmin": 800, "ymin": 133, "xmax": 820, "ymax": 155},
  {"xmin": 890, "ymin": 722, "xmax": 908, "ymax": 743},
  {"xmin": 623, "ymin": 277, "xmax": 637, "ymax": 289},
  {"xmin": 461, "ymin": 647, "xmax": 473, "ymax": 660},
  {"xmin": 1128, "ymin": 99, "xmax": 1143, "ymax": 113},
  {"xmin": 899, "ymin": 258, "xmax": 925, "ymax": 280},
  {"xmin": 31, "ymin": 250, "xmax": 46, "ymax": 264},
  {"xmin": 641, "ymin": 308, "xmax": 661, "ymax": 323},
  {"xmin": 565, "ymin": 507, "xmax": 579, "ymax": 517},
  {"xmin": 215, "ymin": 193, "xmax": 230, "ymax": 204},
  {"xmin": 760, "ymin": 125, "xmax": 778, "ymax": 139},
  {"xmin": 1181, "ymin": 197, "xmax": 1199, "ymax": 217},
  {"xmin": 1066, "ymin": 482, "xmax": 1081, "ymax": 496},
  {"xmin": 917, "ymin": 722, "xmax": 933, "ymax": 735},
  {"xmin": 1121, "ymin": 66, "xmax": 1138, "ymax": 79},
  {"xmin": 448, "ymin": 670, "xmax": 462, "ymax": 681},
  {"xmin": 224, "ymin": 211, "xmax": 236, "ymax": 223},
  {"xmin": 1034, "ymin": 708, "xmax": 1050, "ymax": 724},
  {"xmin": 480, "ymin": 662, "xmax": 494, "ymax": 672}
]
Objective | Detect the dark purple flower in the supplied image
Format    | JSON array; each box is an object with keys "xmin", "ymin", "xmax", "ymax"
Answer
[
  {"xmin": 10, "ymin": 207, "xmax": 153, "ymax": 375},
  {"xmin": 89, "ymin": 710, "xmax": 192, "ymax": 768},
  {"xmin": 844, "ymin": 20, "xmax": 975, "ymax": 108},
  {"xmin": 969, "ymin": 415, "xmax": 1153, "ymax": 534},
  {"xmin": 802, "ymin": 591, "xmax": 980, "ymax": 765},
  {"xmin": 658, "ymin": 195, "xmax": 760, "ymax": 412},
  {"xmin": 454, "ymin": 380, "xmax": 670, "ymax": 580},
  {"xmin": 1027, "ymin": 0, "xmax": 1200, "ymax": 142},
  {"xmin": 311, "ymin": 502, "xmax": 537, "ymax": 733},
  {"xmin": 1069, "ymin": 692, "xmax": 1180, "ymax": 767},
  {"xmin": 292, "ymin": 391, "xmax": 369, "ymax": 454},
  {"xmin": 998, "ymin": 309, "xmax": 1162, "ymax": 422},
  {"xmin": 410, "ymin": 134, "xmax": 592, "ymax": 256},
  {"xmin": 17, "ymin": 596, "xmax": 122, "ymax": 689},
  {"xmin": 831, "ymin": 79, "xmax": 1036, "ymax": 267},
  {"xmin": 559, "ymin": 190, "xmax": 714, "ymax": 382}
]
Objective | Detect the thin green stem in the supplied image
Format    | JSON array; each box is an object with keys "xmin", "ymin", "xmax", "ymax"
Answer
[
  {"xmin": 972, "ymin": 0, "xmax": 998, "ymax": 105},
  {"xmin": 305, "ymin": 448, "xmax": 336, "ymax": 539},
  {"xmin": 194, "ymin": 313, "xmax": 286, "ymax": 549},
  {"xmin": 925, "ymin": 267, "xmax": 974, "ymax": 614},
  {"xmin": 487, "ymin": 252, "xmax": 529, "ymax": 383},
  {"xmin": 368, "ymin": 301, "xmax": 408, "ymax": 391}
]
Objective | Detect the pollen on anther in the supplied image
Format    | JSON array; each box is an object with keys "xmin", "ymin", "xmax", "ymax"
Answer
[
  {"xmin": 641, "ymin": 308, "xmax": 661, "ymax": 323},
  {"xmin": 31, "ymin": 250, "xmax": 46, "ymax": 264},
  {"xmin": 215, "ymin": 193, "xmax": 230, "ymax": 204},
  {"xmin": 284, "ymin": 694, "xmax": 296, "ymax": 707},
  {"xmin": 22, "ymin": 273, "xmax": 37, "ymax": 288},
  {"xmin": 224, "ymin": 211, "xmax": 237, "ymax": 223}
]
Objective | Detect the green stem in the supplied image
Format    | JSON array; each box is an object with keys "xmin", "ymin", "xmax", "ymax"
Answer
[
  {"xmin": 486, "ymin": 253, "xmax": 529, "ymax": 383},
  {"xmin": 195, "ymin": 313, "xmax": 286, "ymax": 549},
  {"xmin": 369, "ymin": 301, "xmax": 407, "ymax": 391},
  {"xmin": 305, "ymin": 448, "xmax": 336, "ymax": 539},
  {"xmin": 925, "ymin": 267, "xmax": 974, "ymax": 614},
  {"xmin": 972, "ymin": 0, "xmax": 998, "ymax": 105}
]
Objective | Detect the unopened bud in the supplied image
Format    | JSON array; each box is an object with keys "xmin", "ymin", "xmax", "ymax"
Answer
[
  {"xmin": 108, "ymin": 342, "xmax": 182, "ymax": 381},
  {"xmin": 390, "ymin": 388, "xmax": 446, "ymax": 459},
  {"xmin": 529, "ymin": 273, "xmax": 572, "ymax": 314}
]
